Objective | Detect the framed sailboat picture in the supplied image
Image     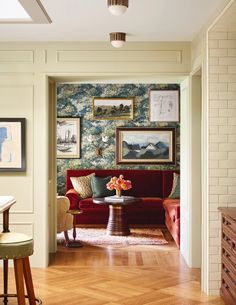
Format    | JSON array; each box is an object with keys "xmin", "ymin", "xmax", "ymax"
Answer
[{"xmin": 57, "ymin": 118, "xmax": 80, "ymax": 158}]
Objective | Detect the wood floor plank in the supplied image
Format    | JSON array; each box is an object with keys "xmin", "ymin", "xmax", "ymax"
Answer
[
  {"xmin": 160, "ymin": 281, "xmax": 222, "ymax": 303},
  {"xmin": 0, "ymin": 229, "xmax": 225, "ymax": 305}
]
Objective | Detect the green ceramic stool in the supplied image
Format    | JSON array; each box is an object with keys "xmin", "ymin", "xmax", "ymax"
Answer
[{"xmin": 0, "ymin": 232, "xmax": 42, "ymax": 305}]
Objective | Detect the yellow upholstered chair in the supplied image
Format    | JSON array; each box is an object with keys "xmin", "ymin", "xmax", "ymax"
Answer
[{"xmin": 57, "ymin": 196, "xmax": 73, "ymax": 245}]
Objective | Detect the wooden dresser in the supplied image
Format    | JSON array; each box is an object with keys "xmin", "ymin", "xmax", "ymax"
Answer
[{"xmin": 219, "ymin": 208, "xmax": 236, "ymax": 305}]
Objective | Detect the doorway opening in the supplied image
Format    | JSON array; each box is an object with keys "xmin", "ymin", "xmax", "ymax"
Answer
[{"xmin": 47, "ymin": 74, "xmax": 202, "ymax": 277}]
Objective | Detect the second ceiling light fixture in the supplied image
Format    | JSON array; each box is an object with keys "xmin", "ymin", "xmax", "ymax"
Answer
[{"xmin": 108, "ymin": 0, "xmax": 128, "ymax": 48}]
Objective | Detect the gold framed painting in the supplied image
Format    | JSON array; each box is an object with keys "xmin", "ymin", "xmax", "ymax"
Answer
[{"xmin": 93, "ymin": 97, "xmax": 134, "ymax": 120}]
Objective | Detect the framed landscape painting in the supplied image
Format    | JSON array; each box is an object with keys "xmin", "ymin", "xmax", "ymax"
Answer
[
  {"xmin": 149, "ymin": 89, "xmax": 180, "ymax": 122},
  {"xmin": 116, "ymin": 127, "xmax": 176, "ymax": 165},
  {"xmin": 0, "ymin": 118, "xmax": 26, "ymax": 172},
  {"xmin": 57, "ymin": 118, "xmax": 80, "ymax": 158},
  {"xmin": 93, "ymin": 97, "xmax": 134, "ymax": 120}
]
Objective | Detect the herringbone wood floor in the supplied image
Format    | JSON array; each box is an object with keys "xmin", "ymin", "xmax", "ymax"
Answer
[{"xmin": 0, "ymin": 229, "xmax": 225, "ymax": 305}]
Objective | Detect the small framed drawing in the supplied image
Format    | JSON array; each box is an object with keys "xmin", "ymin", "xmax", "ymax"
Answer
[
  {"xmin": 57, "ymin": 118, "xmax": 80, "ymax": 158},
  {"xmin": 93, "ymin": 97, "xmax": 134, "ymax": 120},
  {"xmin": 149, "ymin": 89, "xmax": 180, "ymax": 122},
  {"xmin": 0, "ymin": 118, "xmax": 26, "ymax": 172},
  {"xmin": 116, "ymin": 127, "xmax": 176, "ymax": 165}
]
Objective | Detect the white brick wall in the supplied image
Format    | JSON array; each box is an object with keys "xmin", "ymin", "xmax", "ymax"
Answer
[{"xmin": 208, "ymin": 30, "xmax": 236, "ymax": 294}]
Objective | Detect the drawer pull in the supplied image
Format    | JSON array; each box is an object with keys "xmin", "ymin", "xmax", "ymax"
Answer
[{"xmin": 224, "ymin": 283, "xmax": 229, "ymax": 289}]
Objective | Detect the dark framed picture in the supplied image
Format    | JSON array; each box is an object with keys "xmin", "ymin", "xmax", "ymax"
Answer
[
  {"xmin": 149, "ymin": 89, "xmax": 180, "ymax": 122},
  {"xmin": 57, "ymin": 118, "xmax": 81, "ymax": 158},
  {"xmin": 116, "ymin": 127, "xmax": 176, "ymax": 165},
  {"xmin": 0, "ymin": 118, "xmax": 26, "ymax": 172},
  {"xmin": 93, "ymin": 97, "xmax": 134, "ymax": 120}
]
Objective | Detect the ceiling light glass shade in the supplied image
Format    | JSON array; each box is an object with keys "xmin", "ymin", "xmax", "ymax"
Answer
[
  {"xmin": 107, "ymin": 0, "xmax": 129, "ymax": 16},
  {"xmin": 110, "ymin": 32, "xmax": 126, "ymax": 48},
  {"xmin": 111, "ymin": 40, "xmax": 125, "ymax": 48}
]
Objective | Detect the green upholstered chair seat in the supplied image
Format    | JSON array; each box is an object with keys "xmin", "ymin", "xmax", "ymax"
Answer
[{"xmin": 0, "ymin": 232, "xmax": 33, "ymax": 260}]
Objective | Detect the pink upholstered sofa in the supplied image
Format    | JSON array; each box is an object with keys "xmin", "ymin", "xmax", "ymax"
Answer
[{"xmin": 65, "ymin": 169, "xmax": 180, "ymax": 246}]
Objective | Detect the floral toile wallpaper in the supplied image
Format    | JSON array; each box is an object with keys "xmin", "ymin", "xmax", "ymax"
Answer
[{"xmin": 57, "ymin": 83, "xmax": 180, "ymax": 194}]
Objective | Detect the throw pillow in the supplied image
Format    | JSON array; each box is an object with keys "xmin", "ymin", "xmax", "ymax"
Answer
[
  {"xmin": 168, "ymin": 173, "xmax": 180, "ymax": 199},
  {"xmin": 91, "ymin": 176, "xmax": 115, "ymax": 198},
  {"xmin": 70, "ymin": 173, "xmax": 95, "ymax": 199}
]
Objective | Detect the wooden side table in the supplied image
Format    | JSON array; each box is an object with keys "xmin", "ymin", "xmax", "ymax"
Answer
[
  {"xmin": 93, "ymin": 197, "xmax": 139, "ymax": 236},
  {"xmin": 66, "ymin": 209, "xmax": 83, "ymax": 248}
]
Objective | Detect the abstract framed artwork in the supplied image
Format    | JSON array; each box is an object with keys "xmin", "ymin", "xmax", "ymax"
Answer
[
  {"xmin": 149, "ymin": 89, "xmax": 180, "ymax": 122},
  {"xmin": 57, "ymin": 118, "xmax": 81, "ymax": 158},
  {"xmin": 93, "ymin": 97, "xmax": 134, "ymax": 120},
  {"xmin": 0, "ymin": 118, "xmax": 26, "ymax": 172},
  {"xmin": 116, "ymin": 127, "xmax": 176, "ymax": 165}
]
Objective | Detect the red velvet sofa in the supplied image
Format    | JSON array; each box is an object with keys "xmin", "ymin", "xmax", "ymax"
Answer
[
  {"xmin": 65, "ymin": 169, "xmax": 180, "ymax": 246},
  {"xmin": 162, "ymin": 171, "xmax": 180, "ymax": 247}
]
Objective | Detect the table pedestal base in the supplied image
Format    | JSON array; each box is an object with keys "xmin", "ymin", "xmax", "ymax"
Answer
[
  {"xmin": 107, "ymin": 205, "xmax": 130, "ymax": 236},
  {"xmin": 66, "ymin": 241, "xmax": 83, "ymax": 248}
]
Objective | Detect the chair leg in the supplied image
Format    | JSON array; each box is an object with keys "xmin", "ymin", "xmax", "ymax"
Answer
[
  {"xmin": 64, "ymin": 230, "xmax": 70, "ymax": 245},
  {"xmin": 23, "ymin": 257, "xmax": 36, "ymax": 305},
  {"xmin": 13, "ymin": 259, "xmax": 26, "ymax": 305},
  {"xmin": 3, "ymin": 260, "xmax": 8, "ymax": 305}
]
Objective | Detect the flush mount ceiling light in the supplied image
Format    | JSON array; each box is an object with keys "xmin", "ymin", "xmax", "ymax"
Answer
[
  {"xmin": 110, "ymin": 32, "xmax": 126, "ymax": 48},
  {"xmin": 107, "ymin": 0, "xmax": 129, "ymax": 16}
]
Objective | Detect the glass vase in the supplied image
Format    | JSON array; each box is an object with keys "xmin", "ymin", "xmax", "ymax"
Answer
[{"xmin": 116, "ymin": 189, "xmax": 122, "ymax": 197}]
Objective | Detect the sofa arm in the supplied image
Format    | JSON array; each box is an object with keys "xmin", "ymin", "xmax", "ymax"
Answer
[
  {"xmin": 163, "ymin": 199, "xmax": 180, "ymax": 222},
  {"xmin": 65, "ymin": 188, "xmax": 81, "ymax": 210}
]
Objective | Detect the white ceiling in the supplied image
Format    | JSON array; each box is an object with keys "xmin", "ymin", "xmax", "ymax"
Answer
[{"xmin": 0, "ymin": 0, "xmax": 228, "ymax": 42}]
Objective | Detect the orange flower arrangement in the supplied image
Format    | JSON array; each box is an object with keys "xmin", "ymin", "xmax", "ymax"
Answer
[{"xmin": 106, "ymin": 175, "xmax": 132, "ymax": 197}]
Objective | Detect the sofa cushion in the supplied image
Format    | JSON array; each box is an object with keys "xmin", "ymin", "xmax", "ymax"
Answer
[
  {"xmin": 169, "ymin": 173, "xmax": 180, "ymax": 199},
  {"xmin": 163, "ymin": 199, "xmax": 180, "ymax": 222},
  {"xmin": 127, "ymin": 198, "xmax": 163, "ymax": 213},
  {"xmin": 162, "ymin": 170, "xmax": 180, "ymax": 198},
  {"xmin": 70, "ymin": 173, "xmax": 95, "ymax": 199},
  {"xmin": 79, "ymin": 198, "xmax": 108, "ymax": 210},
  {"xmin": 91, "ymin": 175, "xmax": 115, "ymax": 198}
]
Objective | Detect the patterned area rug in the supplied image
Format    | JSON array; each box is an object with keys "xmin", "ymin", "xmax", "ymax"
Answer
[{"xmin": 57, "ymin": 228, "xmax": 168, "ymax": 246}]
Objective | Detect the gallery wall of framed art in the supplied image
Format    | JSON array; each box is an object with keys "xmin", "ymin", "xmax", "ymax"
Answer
[{"xmin": 56, "ymin": 83, "xmax": 180, "ymax": 194}]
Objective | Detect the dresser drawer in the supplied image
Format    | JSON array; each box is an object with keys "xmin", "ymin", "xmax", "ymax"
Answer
[
  {"xmin": 222, "ymin": 259, "xmax": 236, "ymax": 283},
  {"xmin": 221, "ymin": 276, "xmax": 236, "ymax": 304},
  {"xmin": 223, "ymin": 214, "xmax": 236, "ymax": 235},
  {"xmin": 222, "ymin": 246, "xmax": 236, "ymax": 272},
  {"xmin": 221, "ymin": 286, "xmax": 236, "ymax": 305},
  {"xmin": 223, "ymin": 229, "xmax": 236, "ymax": 256}
]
